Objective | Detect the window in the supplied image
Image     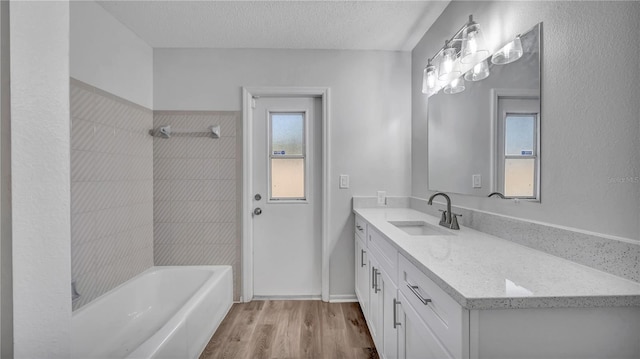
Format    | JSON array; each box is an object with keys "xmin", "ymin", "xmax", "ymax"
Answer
[
  {"xmin": 504, "ymin": 115, "xmax": 537, "ymax": 198},
  {"xmin": 269, "ymin": 112, "xmax": 306, "ymax": 200},
  {"xmin": 496, "ymin": 97, "xmax": 539, "ymax": 200}
]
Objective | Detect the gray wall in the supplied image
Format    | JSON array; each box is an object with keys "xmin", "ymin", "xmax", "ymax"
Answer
[
  {"xmin": 154, "ymin": 48, "xmax": 412, "ymax": 298},
  {"xmin": 153, "ymin": 111, "xmax": 242, "ymax": 301},
  {"xmin": 412, "ymin": 1, "xmax": 640, "ymax": 240},
  {"xmin": 70, "ymin": 79, "xmax": 154, "ymax": 310},
  {"xmin": 0, "ymin": 0, "xmax": 11, "ymax": 356}
]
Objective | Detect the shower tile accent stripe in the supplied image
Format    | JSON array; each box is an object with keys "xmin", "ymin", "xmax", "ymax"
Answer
[
  {"xmin": 70, "ymin": 78, "xmax": 154, "ymax": 310},
  {"xmin": 152, "ymin": 111, "xmax": 242, "ymax": 301}
]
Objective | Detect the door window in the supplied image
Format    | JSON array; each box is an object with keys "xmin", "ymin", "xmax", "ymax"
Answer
[{"xmin": 269, "ymin": 112, "xmax": 306, "ymax": 200}]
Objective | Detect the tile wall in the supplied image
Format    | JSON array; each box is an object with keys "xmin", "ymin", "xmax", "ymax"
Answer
[
  {"xmin": 70, "ymin": 79, "xmax": 154, "ymax": 310},
  {"xmin": 152, "ymin": 111, "xmax": 242, "ymax": 300}
]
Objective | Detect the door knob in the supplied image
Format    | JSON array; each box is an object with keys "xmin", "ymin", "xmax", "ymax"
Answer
[{"xmin": 253, "ymin": 208, "xmax": 262, "ymax": 215}]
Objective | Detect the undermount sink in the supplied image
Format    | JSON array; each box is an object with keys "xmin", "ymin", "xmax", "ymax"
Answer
[{"xmin": 388, "ymin": 220, "xmax": 453, "ymax": 236}]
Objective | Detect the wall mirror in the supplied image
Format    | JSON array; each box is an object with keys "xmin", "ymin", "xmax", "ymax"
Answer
[{"xmin": 428, "ymin": 23, "xmax": 542, "ymax": 200}]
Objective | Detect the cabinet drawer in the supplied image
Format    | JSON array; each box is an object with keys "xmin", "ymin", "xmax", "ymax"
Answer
[
  {"xmin": 399, "ymin": 254, "xmax": 466, "ymax": 359},
  {"xmin": 368, "ymin": 226, "xmax": 398, "ymax": 286},
  {"xmin": 355, "ymin": 215, "xmax": 367, "ymax": 241}
]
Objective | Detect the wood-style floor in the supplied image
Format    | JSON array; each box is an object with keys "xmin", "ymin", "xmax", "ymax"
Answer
[{"xmin": 199, "ymin": 300, "xmax": 379, "ymax": 359}]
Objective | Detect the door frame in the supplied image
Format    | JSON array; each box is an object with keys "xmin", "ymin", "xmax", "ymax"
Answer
[{"xmin": 241, "ymin": 86, "xmax": 330, "ymax": 302}]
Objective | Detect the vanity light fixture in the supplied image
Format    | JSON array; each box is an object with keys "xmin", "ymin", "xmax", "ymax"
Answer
[
  {"xmin": 422, "ymin": 14, "xmax": 491, "ymax": 96},
  {"xmin": 492, "ymin": 35, "xmax": 524, "ymax": 65}
]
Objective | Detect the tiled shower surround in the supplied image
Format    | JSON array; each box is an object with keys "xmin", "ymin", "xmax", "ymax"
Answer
[
  {"xmin": 152, "ymin": 111, "xmax": 242, "ymax": 301},
  {"xmin": 70, "ymin": 80, "xmax": 243, "ymax": 309},
  {"xmin": 70, "ymin": 79, "xmax": 154, "ymax": 310}
]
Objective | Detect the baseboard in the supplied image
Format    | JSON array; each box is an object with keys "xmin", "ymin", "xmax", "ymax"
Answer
[
  {"xmin": 252, "ymin": 295, "xmax": 322, "ymax": 301},
  {"xmin": 329, "ymin": 294, "xmax": 358, "ymax": 303}
]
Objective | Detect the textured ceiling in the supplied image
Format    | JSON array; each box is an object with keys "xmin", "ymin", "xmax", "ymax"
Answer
[{"xmin": 97, "ymin": 1, "xmax": 449, "ymax": 51}]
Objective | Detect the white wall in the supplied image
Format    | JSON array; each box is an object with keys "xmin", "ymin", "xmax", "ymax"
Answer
[
  {"xmin": 10, "ymin": 1, "xmax": 71, "ymax": 357},
  {"xmin": 154, "ymin": 48, "xmax": 412, "ymax": 297},
  {"xmin": 71, "ymin": 1, "xmax": 153, "ymax": 108},
  {"xmin": 412, "ymin": 1, "xmax": 640, "ymax": 240},
  {"xmin": 0, "ymin": 1, "xmax": 11, "ymax": 356}
]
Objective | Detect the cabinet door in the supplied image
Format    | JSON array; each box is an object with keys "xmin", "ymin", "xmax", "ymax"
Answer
[
  {"xmin": 355, "ymin": 236, "xmax": 369, "ymax": 316},
  {"xmin": 397, "ymin": 292, "xmax": 452, "ymax": 359},
  {"xmin": 368, "ymin": 255, "xmax": 383, "ymax": 349},
  {"xmin": 381, "ymin": 268, "xmax": 398, "ymax": 359}
]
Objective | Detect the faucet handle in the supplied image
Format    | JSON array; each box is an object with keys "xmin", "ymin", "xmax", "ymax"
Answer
[
  {"xmin": 450, "ymin": 213, "xmax": 461, "ymax": 230},
  {"xmin": 438, "ymin": 210, "xmax": 447, "ymax": 224}
]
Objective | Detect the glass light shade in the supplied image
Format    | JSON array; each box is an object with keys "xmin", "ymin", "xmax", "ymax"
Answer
[
  {"xmin": 492, "ymin": 36, "xmax": 524, "ymax": 65},
  {"xmin": 422, "ymin": 63, "xmax": 438, "ymax": 94},
  {"xmin": 464, "ymin": 59, "xmax": 490, "ymax": 81},
  {"xmin": 438, "ymin": 44, "xmax": 461, "ymax": 82},
  {"xmin": 460, "ymin": 20, "xmax": 489, "ymax": 64},
  {"xmin": 443, "ymin": 77, "xmax": 465, "ymax": 94}
]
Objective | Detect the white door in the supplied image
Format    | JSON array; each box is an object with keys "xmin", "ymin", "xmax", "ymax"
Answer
[{"xmin": 252, "ymin": 96, "xmax": 322, "ymax": 297}]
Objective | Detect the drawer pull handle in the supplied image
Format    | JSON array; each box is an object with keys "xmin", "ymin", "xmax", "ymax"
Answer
[
  {"xmin": 374, "ymin": 269, "xmax": 381, "ymax": 293},
  {"xmin": 393, "ymin": 298, "xmax": 401, "ymax": 329},
  {"xmin": 372, "ymin": 266, "xmax": 376, "ymax": 289},
  {"xmin": 356, "ymin": 225, "xmax": 363, "ymax": 231},
  {"xmin": 407, "ymin": 284, "xmax": 432, "ymax": 305},
  {"xmin": 361, "ymin": 249, "xmax": 366, "ymax": 267}
]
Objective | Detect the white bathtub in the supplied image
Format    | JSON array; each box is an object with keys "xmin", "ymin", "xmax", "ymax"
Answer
[{"xmin": 72, "ymin": 266, "xmax": 233, "ymax": 359}]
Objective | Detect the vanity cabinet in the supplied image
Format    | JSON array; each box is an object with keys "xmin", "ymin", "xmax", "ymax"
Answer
[
  {"xmin": 355, "ymin": 215, "xmax": 465, "ymax": 359},
  {"xmin": 354, "ymin": 210, "xmax": 640, "ymax": 359}
]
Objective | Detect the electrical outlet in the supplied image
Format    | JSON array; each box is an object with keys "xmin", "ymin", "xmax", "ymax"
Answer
[
  {"xmin": 377, "ymin": 191, "xmax": 386, "ymax": 205},
  {"xmin": 472, "ymin": 174, "xmax": 482, "ymax": 188},
  {"xmin": 339, "ymin": 175, "xmax": 349, "ymax": 189}
]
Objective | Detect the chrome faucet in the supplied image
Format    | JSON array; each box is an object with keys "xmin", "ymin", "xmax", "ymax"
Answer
[
  {"xmin": 427, "ymin": 192, "xmax": 460, "ymax": 230},
  {"xmin": 488, "ymin": 192, "xmax": 505, "ymax": 199}
]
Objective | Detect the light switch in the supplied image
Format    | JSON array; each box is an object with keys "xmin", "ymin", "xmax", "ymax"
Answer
[
  {"xmin": 339, "ymin": 175, "xmax": 349, "ymax": 189},
  {"xmin": 472, "ymin": 174, "xmax": 482, "ymax": 188}
]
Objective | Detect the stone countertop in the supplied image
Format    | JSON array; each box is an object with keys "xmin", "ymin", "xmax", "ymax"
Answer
[{"xmin": 354, "ymin": 207, "xmax": 640, "ymax": 310}]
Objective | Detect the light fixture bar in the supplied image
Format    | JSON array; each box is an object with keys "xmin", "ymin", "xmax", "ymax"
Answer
[{"xmin": 427, "ymin": 15, "xmax": 477, "ymax": 63}]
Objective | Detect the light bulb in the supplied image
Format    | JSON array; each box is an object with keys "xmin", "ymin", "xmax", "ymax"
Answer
[
  {"xmin": 460, "ymin": 15, "xmax": 489, "ymax": 64},
  {"xmin": 464, "ymin": 59, "xmax": 490, "ymax": 81},
  {"xmin": 438, "ymin": 41, "xmax": 461, "ymax": 82},
  {"xmin": 444, "ymin": 76, "xmax": 465, "ymax": 94},
  {"xmin": 422, "ymin": 60, "xmax": 438, "ymax": 95},
  {"xmin": 466, "ymin": 31, "xmax": 478, "ymax": 54}
]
